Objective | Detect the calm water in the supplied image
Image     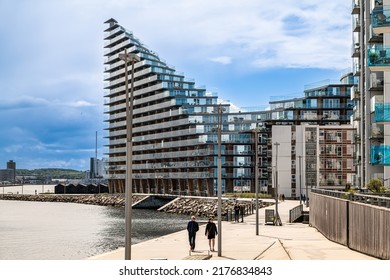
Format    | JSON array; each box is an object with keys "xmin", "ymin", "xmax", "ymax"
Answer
[{"xmin": 0, "ymin": 199, "xmax": 191, "ymax": 260}]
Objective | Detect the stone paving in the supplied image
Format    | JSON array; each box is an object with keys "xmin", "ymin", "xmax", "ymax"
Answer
[{"xmin": 89, "ymin": 199, "xmax": 378, "ymax": 260}]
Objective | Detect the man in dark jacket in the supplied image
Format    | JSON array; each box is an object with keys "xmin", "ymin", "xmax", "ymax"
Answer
[
  {"xmin": 234, "ymin": 203, "xmax": 241, "ymax": 223},
  {"xmin": 187, "ymin": 215, "xmax": 199, "ymax": 251}
]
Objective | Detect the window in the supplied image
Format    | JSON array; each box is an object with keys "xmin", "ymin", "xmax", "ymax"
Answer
[{"xmin": 337, "ymin": 146, "xmax": 342, "ymax": 156}]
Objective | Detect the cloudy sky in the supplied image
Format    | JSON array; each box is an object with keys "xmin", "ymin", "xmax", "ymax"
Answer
[{"xmin": 0, "ymin": 0, "xmax": 352, "ymax": 171}]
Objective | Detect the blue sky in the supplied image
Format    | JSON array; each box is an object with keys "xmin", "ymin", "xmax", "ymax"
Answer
[{"xmin": 0, "ymin": 0, "xmax": 352, "ymax": 170}]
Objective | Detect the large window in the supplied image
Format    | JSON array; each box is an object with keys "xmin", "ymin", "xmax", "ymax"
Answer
[{"xmin": 323, "ymin": 99, "xmax": 340, "ymax": 108}]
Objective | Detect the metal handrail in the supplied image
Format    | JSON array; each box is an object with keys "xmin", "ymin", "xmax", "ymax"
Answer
[{"xmin": 312, "ymin": 189, "xmax": 390, "ymax": 208}]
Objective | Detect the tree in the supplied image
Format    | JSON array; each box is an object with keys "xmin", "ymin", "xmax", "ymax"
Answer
[{"xmin": 365, "ymin": 178, "xmax": 386, "ymax": 193}]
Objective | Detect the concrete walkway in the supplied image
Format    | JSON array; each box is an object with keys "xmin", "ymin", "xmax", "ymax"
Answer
[{"xmin": 88, "ymin": 200, "xmax": 378, "ymax": 260}]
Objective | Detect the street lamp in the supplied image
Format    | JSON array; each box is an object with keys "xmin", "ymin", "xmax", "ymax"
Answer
[
  {"xmin": 119, "ymin": 49, "xmax": 140, "ymax": 260},
  {"xmin": 298, "ymin": 155, "xmax": 302, "ymax": 205},
  {"xmin": 253, "ymin": 127, "xmax": 260, "ymax": 235},
  {"xmin": 217, "ymin": 104, "xmax": 223, "ymax": 257},
  {"xmin": 274, "ymin": 142, "xmax": 281, "ymax": 226}
]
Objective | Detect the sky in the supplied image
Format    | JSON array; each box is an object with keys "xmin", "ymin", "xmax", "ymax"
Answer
[{"xmin": 0, "ymin": 0, "xmax": 352, "ymax": 171}]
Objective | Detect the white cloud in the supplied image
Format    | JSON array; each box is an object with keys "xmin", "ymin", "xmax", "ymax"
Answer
[
  {"xmin": 114, "ymin": 0, "xmax": 351, "ymax": 70},
  {"xmin": 209, "ymin": 56, "xmax": 232, "ymax": 65},
  {"xmin": 69, "ymin": 100, "xmax": 96, "ymax": 107},
  {"xmin": 3, "ymin": 145, "xmax": 24, "ymax": 153}
]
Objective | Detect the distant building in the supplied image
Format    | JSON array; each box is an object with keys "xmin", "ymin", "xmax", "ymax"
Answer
[
  {"xmin": 0, "ymin": 160, "xmax": 16, "ymax": 183},
  {"xmin": 89, "ymin": 158, "xmax": 105, "ymax": 179},
  {"xmin": 271, "ymin": 124, "xmax": 355, "ymax": 198}
]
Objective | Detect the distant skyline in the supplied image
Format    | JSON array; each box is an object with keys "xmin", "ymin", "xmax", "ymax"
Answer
[{"xmin": 0, "ymin": 0, "xmax": 352, "ymax": 170}]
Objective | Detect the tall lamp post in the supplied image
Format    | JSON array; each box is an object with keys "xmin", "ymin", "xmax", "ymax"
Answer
[
  {"xmin": 274, "ymin": 142, "xmax": 281, "ymax": 226},
  {"xmin": 253, "ymin": 127, "xmax": 260, "ymax": 235},
  {"xmin": 298, "ymin": 155, "xmax": 302, "ymax": 205},
  {"xmin": 119, "ymin": 49, "xmax": 140, "ymax": 260},
  {"xmin": 217, "ymin": 104, "xmax": 223, "ymax": 257}
]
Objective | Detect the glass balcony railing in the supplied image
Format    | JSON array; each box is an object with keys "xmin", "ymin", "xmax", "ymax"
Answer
[
  {"xmin": 371, "ymin": 145, "xmax": 390, "ymax": 165},
  {"xmin": 353, "ymin": 17, "xmax": 361, "ymax": 32},
  {"xmin": 370, "ymin": 123, "xmax": 384, "ymax": 139},
  {"xmin": 374, "ymin": 103, "xmax": 390, "ymax": 122},
  {"xmin": 372, "ymin": 6, "xmax": 390, "ymax": 31},
  {"xmin": 351, "ymin": 86, "xmax": 360, "ymax": 100},
  {"xmin": 368, "ymin": 46, "xmax": 390, "ymax": 67}
]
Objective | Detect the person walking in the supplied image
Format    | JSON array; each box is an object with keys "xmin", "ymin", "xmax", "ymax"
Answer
[
  {"xmin": 205, "ymin": 218, "xmax": 218, "ymax": 252},
  {"xmin": 187, "ymin": 215, "xmax": 199, "ymax": 251},
  {"xmin": 234, "ymin": 203, "xmax": 241, "ymax": 223}
]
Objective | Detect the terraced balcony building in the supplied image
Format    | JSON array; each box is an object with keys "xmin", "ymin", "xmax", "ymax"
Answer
[
  {"xmin": 103, "ymin": 18, "xmax": 358, "ymax": 197},
  {"xmin": 104, "ymin": 19, "xmax": 265, "ymax": 196}
]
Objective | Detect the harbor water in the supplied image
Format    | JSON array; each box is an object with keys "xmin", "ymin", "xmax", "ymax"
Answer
[{"xmin": 0, "ymin": 186, "xmax": 191, "ymax": 260}]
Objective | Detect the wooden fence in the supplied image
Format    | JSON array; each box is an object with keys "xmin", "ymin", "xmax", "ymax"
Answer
[{"xmin": 310, "ymin": 190, "xmax": 390, "ymax": 259}]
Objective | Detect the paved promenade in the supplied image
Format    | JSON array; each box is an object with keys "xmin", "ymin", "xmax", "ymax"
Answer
[{"xmin": 89, "ymin": 199, "xmax": 378, "ymax": 260}]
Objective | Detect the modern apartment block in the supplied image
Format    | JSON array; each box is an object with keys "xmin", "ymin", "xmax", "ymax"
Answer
[
  {"xmin": 267, "ymin": 75, "xmax": 355, "ymax": 126},
  {"xmin": 266, "ymin": 75, "xmax": 356, "ymax": 194},
  {"xmin": 351, "ymin": 0, "xmax": 390, "ymax": 187},
  {"xmin": 270, "ymin": 124, "xmax": 355, "ymax": 197},
  {"xmin": 103, "ymin": 18, "xmax": 357, "ymax": 197}
]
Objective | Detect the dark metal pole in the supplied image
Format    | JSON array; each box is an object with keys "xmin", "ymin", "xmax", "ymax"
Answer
[
  {"xmin": 254, "ymin": 128, "xmax": 259, "ymax": 235},
  {"xmin": 217, "ymin": 104, "xmax": 222, "ymax": 257},
  {"xmin": 124, "ymin": 49, "xmax": 132, "ymax": 260},
  {"xmin": 306, "ymin": 175, "xmax": 309, "ymax": 208},
  {"xmin": 274, "ymin": 142, "xmax": 281, "ymax": 226},
  {"xmin": 120, "ymin": 50, "xmax": 140, "ymax": 260},
  {"xmin": 299, "ymin": 155, "xmax": 302, "ymax": 205}
]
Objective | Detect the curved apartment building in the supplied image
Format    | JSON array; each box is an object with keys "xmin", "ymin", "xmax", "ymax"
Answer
[
  {"xmin": 104, "ymin": 18, "xmax": 265, "ymax": 196},
  {"xmin": 103, "ymin": 18, "xmax": 357, "ymax": 198}
]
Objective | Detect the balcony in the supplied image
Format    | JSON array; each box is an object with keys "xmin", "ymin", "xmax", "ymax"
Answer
[
  {"xmin": 368, "ymin": 25, "xmax": 383, "ymax": 43},
  {"xmin": 351, "ymin": 86, "xmax": 360, "ymax": 100},
  {"xmin": 351, "ymin": 43, "xmax": 360, "ymax": 58},
  {"xmin": 353, "ymin": 17, "xmax": 361, "ymax": 32},
  {"xmin": 353, "ymin": 133, "xmax": 361, "ymax": 144},
  {"xmin": 372, "ymin": 6, "xmax": 390, "ymax": 34},
  {"xmin": 368, "ymin": 46, "xmax": 390, "ymax": 71},
  {"xmin": 371, "ymin": 145, "xmax": 390, "ymax": 165},
  {"xmin": 353, "ymin": 106, "xmax": 361, "ymax": 121},
  {"xmin": 374, "ymin": 103, "xmax": 390, "ymax": 122},
  {"xmin": 370, "ymin": 123, "xmax": 384, "ymax": 140},
  {"xmin": 354, "ymin": 155, "xmax": 361, "ymax": 166},
  {"xmin": 353, "ymin": 62, "xmax": 361, "ymax": 76},
  {"xmin": 370, "ymin": 72, "xmax": 384, "ymax": 90},
  {"xmin": 351, "ymin": 0, "xmax": 360, "ymax": 15}
]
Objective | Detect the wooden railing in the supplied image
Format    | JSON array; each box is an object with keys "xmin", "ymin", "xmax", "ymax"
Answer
[{"xmin": 310, "ymin": 190, "xmax": 390, "ymax": 259}]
